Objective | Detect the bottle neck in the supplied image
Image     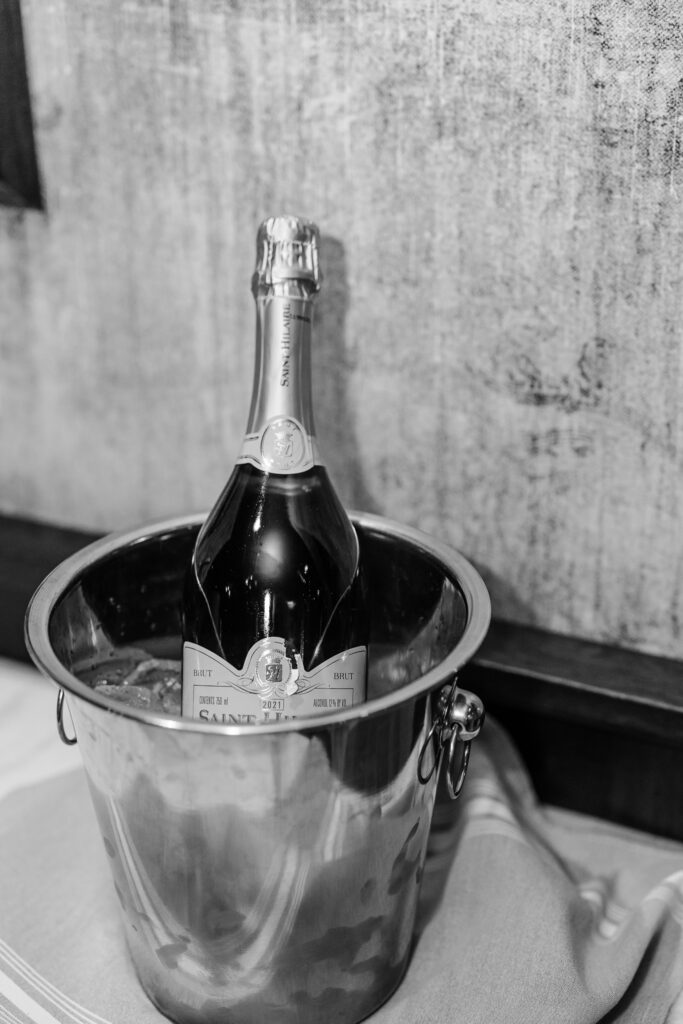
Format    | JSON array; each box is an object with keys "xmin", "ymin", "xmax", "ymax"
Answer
[{"xmin": 238, "ymin": 288, "xmax": 322, "ymax": 475}]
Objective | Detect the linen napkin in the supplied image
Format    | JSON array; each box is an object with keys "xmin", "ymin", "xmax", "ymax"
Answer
[{"xmin": 1, "ymin": 671, "xmax": 682, "ymax": 1024}]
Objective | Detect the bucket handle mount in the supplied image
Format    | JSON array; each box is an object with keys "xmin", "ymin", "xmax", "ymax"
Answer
[{"xmin": 417, "ymin": 677, "xmax": 485, "ymax": 799}]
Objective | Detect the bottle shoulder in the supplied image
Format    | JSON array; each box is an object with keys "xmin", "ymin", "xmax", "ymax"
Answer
[{"xmin": 192, "ymin": 464, "xmax": 358, "ymax": 589}]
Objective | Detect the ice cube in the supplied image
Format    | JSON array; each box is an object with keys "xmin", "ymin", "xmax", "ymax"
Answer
[
  {"xmin": 84, "ymin": 657, "xmax": 182, "ymax": 716},
  {"xmin": 92, "ymin": 683, "xmax": 158, "ymax": 710}
]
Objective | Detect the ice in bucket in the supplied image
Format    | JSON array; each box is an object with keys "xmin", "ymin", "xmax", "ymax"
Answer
[
  {"xmin": 25, "ymin": 511, "xmax": 489, "ymax": 1024},
  {"xmin": 79, "ymin": 657, "xmax": 182, "ymax": 713}
]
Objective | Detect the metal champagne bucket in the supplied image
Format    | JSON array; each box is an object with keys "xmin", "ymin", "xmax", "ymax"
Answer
[{"xmin": 25, "ymin": 511, "xmax": 490, "ymax": 1024}]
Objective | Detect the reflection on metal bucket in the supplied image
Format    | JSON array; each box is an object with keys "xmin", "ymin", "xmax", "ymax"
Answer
[{"xmin": 26, "ymin": 512, "xmax": 490, "ymax": 1024}]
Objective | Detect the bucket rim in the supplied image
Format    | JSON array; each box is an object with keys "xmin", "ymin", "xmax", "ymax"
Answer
[{"xmin": 24, "ymin": 510, "xmax": 491, "ymax": 736}]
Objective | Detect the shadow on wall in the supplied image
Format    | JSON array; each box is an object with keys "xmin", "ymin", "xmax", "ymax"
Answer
[
  {"xmin": 0, "ymin": 0, "xmax": 43, "ymax": 209},
  {"xmin": 314, "ymin": 235, "xmax": 380, "ymax": 516}
]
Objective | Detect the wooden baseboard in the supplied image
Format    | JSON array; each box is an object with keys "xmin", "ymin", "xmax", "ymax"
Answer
[
  {"xmin": 0, "ymin": 514, "xmax": 98, "ymax": 662},
  {"xmin": 3, "ymin": 513, "xmax": 681, "ymax": 840},
  {"xmin": 462, "ymin": 621, "xmax": 683, "ymax": 841}
]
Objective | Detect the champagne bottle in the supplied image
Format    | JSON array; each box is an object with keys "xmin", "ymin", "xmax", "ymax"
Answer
[{"xmin": 181, "ymin": 215, "xmax": 367, "ymax": 723}]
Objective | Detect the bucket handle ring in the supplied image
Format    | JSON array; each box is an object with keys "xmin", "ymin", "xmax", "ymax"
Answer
[
  {"xmin": 56, "ymin": 689, "xmax": 78, "ymax": 745},
  {"xmin": 417, "ymin": 677, "xmax": 485, "ymax": 799}
]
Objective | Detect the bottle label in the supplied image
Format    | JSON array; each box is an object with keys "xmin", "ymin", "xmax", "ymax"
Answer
[
  {"xmin": 237, "ymin": 416, "xmax": 322, "ymax": 474},
  {"xmin": 182, "ymin": 639, "xmax": 367, "ymax": 723},
  {"xmin": 238, "ymin": 295, "xmax": 322, "ymax": 475}
]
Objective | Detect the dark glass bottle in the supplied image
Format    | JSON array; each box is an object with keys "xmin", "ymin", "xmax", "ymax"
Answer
[{"xmin": 181, "ymin": 215, "xmax": 367, "ymax": 723}]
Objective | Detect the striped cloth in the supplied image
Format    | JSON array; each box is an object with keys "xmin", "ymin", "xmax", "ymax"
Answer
[{"xmin": 1, "ymin": 664, "xmax": 682, "ymax": 1024}]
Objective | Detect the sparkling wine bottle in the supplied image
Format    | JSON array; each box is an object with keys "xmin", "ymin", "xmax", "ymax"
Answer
[{"xmin": 181, "ymin": 215, "xmax": 367, "ymax": 723}]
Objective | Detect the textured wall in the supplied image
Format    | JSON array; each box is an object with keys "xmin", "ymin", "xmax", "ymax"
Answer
[{"xmin": 2, "ymin": 0, "xmax": 683, "ymax": 658}]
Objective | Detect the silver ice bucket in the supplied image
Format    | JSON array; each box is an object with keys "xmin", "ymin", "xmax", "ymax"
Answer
[{"xmin": 25, "ymin": 511, "xmax": 490, "ymax": 1024}]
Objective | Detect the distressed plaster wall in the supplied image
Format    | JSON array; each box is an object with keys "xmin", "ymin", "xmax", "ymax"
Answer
[{"xmin": 1, "ymin": 0, "xmax": 682, "ymax": 658}]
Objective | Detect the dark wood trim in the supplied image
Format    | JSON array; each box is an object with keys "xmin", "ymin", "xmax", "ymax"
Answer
[
  {"xmin": 462, "ymin": 621, "xmax": 683, "ymax": 841},
  {"xmin": 468, "ymin": 619, "xmax": 683, "ymax": 742},
  {"xmin": 2, "ymin": 513, "xmax": 681, "ymax": 839},
  {"xmin": 0, "ymin": 514, "xmax": 97, "ymax": 662}
]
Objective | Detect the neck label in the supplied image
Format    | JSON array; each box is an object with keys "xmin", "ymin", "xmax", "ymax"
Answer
[
  {"xmin": 241, "ymin": 295, "xmax": 319, "ymax": 473},
  {"xmin": 237, "ymin": 416, "xmax": 322, "ymax": 474}
]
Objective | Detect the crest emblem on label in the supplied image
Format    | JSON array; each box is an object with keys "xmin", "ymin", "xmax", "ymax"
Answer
[
  {"xmin": 260, "ymin": 418, "xmax": 306, "ymax": 472},
  {"xmin": 236, "ymin": 417, "xmax": 322, "ymax": 474},
  {"xmin": 254, "ymin": 643, "xmax": 299, "ymax": 697}
]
